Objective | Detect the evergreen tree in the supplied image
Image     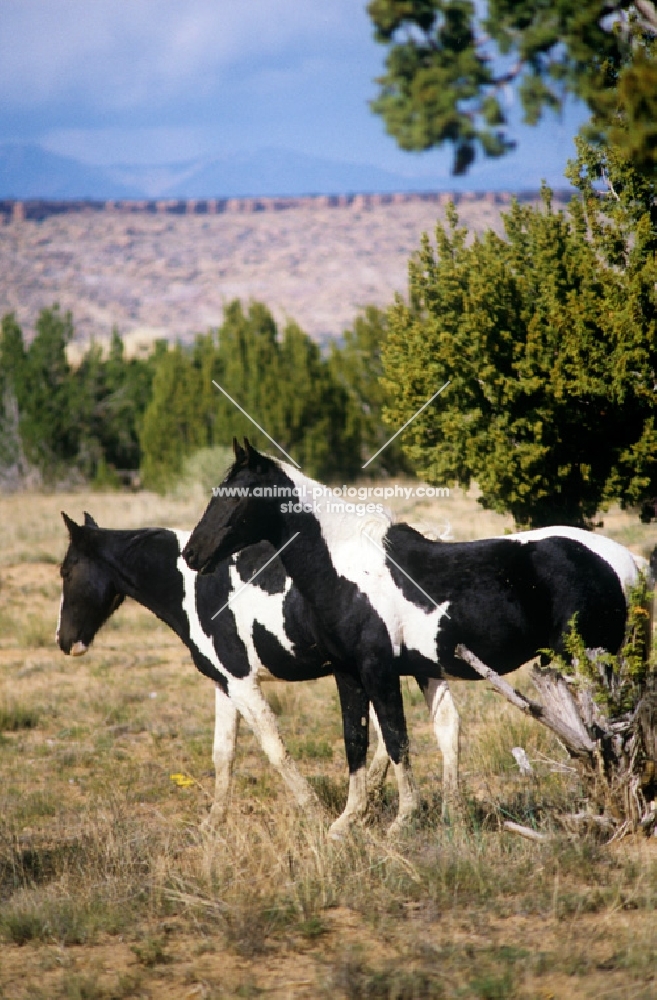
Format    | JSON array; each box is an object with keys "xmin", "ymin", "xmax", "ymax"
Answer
[
  {"xmin": 74, "ymin": 340, "xmax": 106, "ymax": 478},
  {"xmin": 1, "ymin": 311, "xmax": 159, "ymax": 485},
  {"xmin": 380, "ymin": 179, "xmax": 657, "ymax": 527},
  {"xmin": 211, "ymin": 300, "xmax": 284, "ymax": 453},
  {"xmin": 91, "ymin": 329, "xmax": 159, "ymax": 474},
  {"xmin": 140, "ymin": 344, "xmax": 207, "ymax": 491},
  {"xmin": 139, "ymin": 300, "xmax": 367, "ymax": 489},
  {"xmin": 0, "ymin": 313, "xmax": 29, "ymax": 478},
  {"xmin": 368, "ymin": 1, "xmax": 657, "ymax": 176},
  {"xmin": 16, "ymin": 306, "xmax": 78, "ymax": 474},
  {"xmin": 275, "ymin": 319, "xmax": 357, "ymax": 478},
  {"xmin": 329, "ymin": 306, "xmax": 409, "ymax": 475}
]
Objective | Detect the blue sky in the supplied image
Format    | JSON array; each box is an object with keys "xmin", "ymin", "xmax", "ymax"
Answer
[{"xmin": 0, "ymin": 0, "xmax": 588, "ymax": 190}]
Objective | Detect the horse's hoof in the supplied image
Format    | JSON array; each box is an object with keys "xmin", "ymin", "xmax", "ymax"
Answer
[
  {"xmin": 200, "ymin": 805, "xmax": 227, "ymax": 832},
  {"xmin": 327, "ymin": 818, "xmax": 351, "ymax": 841},
  {"xmin": 386, "ymin": 808, "xmax": 419, "ymax": 839},
  {"xmin": 440, "ymin": 792, "xmax": 464, "ymax": 825},
  {"xmin": 327, "ymin": 812, "xmax": 365, "ymax": 840}
]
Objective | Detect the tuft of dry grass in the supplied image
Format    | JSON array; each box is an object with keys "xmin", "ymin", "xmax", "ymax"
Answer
[{"xmin": 0, "ymin": 486, "xmax": 655, "ymax": 998}]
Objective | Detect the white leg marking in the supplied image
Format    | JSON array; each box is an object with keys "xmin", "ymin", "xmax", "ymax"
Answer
[
  {"xmin": 328, "ymin": 765, "xmax": 368, "ymax": 839},
  {"xmin": 203, "ymin": 684, "xmax": 240, "ymax": 828},
  {"xmin": 173, "ymin": 532, "xmax": 316, "ymax": 813},
  {"xmin": 227, "ymin": 677, "xmax": 318, "ymax": 810},
  {"xmin": 387, "ymin": 757, "xmax": 420, "ymax": 836},
  {"xmin": 367, "ymin": 704, "xmax": 390, "ymax": 794},
  {"xmin": 422, "ymin": 677, "xmax": 460, "ymax": 800}
]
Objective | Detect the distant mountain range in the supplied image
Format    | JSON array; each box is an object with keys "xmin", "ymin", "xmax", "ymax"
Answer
[
  {"xmin": 0, "ymin": 141, "xmax": 566, "ymax": 201},
  {"xmin": 0, "ymin": 142, "xmax": 442, "ymax": 200}
]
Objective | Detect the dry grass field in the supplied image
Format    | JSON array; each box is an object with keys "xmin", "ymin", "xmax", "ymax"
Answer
[{"xmin": 0, "ymin": 483, "xmax": 656, "ymax": 999}]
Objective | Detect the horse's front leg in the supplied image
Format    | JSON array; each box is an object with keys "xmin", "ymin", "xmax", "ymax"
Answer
[
  {"xmin": 416, "ymin": 676, "xmax": 460, "ymax": 814},
  {"xmin": 329, "ymin": 670, "xmax": 371, "ymax": 838},
  {"xmin": 227, "ymin": 678, "xmax": 319, "ymax": 812},
  {"xmin": 363, "ymin": 661, "xmax": 420, "ymax": 837},
  {"xmin": 203, "ymin": 683, "xmax": 240, "ymax": 829}
]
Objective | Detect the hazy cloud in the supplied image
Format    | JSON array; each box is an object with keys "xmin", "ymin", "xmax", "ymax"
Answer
[
  {"xmin": 0, "ymin": 1, "xmax": 366, "ymax": 111},
  {"xmin": 0, "ymin": 1, "xmax": 586, "ymax": 184}
]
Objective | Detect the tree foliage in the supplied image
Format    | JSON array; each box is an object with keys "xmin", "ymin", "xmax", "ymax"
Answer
[
  {"xmin": 0, "ymin": 301, "xmax": 400, "ymax": 492},
  {"xmin": 0, "ymin": 309, "xmax": 157, "ymax": 484},
  {"xmin": 380, "ymin": 157, "xmax": 657, "ymax": 526},
  {"xmin": 368, "ymin": 0, "xmax": 657, "ymax": 174},
  {"xmin": 139, "ymin": 300, "xmax": 396, "ymax": 490},
  {"xmin": 328, "ymin": 306, "xmax": 410, "ymax": 475}
]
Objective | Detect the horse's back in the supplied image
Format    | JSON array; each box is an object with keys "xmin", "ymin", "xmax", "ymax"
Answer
[{"xmin": 386, "ymin": 527, "xmax": 635, "ymax": 676}]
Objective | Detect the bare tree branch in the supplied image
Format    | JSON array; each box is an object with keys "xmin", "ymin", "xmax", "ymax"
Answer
[
  {"xmin": 503, "ymin": 821, "xmax": 549, "ymax": 841},
  {"xmin": 635, "ymin": 1, "xmax": 657, "ymax": 33},
  {"xmin": 454, "ymin": 644, "xmax": 597, "ymax": 756}
]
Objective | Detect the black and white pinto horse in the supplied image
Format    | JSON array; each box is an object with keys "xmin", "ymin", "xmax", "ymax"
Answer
[
  {"xmin": 183, "ymin": 439, "xmax": 647, "ymax": 835},
  {"xmin": 56, "ymin": 513, "xmax": 453, "ymax": 834}
]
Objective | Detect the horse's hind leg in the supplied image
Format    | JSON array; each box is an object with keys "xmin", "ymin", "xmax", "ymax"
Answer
[
  {"xmin": 367, "ymin": 704, "xmax": 390, "ymax": 796},
  {"xmin": 203, "ymin": 684, "xmax": 240, "ymax": 829},
  {"xmin": 329, "ymin": 671, "xmax": 370, "ymax": 838},
  {"xmin": 417, "ymin": 676, "xmax": 460, "ymax": 813}
]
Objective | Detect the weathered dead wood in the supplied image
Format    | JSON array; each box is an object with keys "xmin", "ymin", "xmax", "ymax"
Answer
[
  {"xmin": 454, "ymin": 643, "xmax": 657, "ymax": 839},
  {"xmin": 559, "ymin": 812, "xmax": 614, "ymax": 836},
  {"xmin": 502, "ymin": 821, "xmax": 548, "ymax": 842},
  {"xmin": 454, "ymin": 644, "xmax": 596, "ymax": 756}
]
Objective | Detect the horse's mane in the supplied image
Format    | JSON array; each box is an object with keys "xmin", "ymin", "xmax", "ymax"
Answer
[
  {"xmin": 275, "ymin": 459, "xmax": 393, "ymax": 548},
  {"xmin": 82, "ymin": 526, "xmax": 179, "ymax": 582}
]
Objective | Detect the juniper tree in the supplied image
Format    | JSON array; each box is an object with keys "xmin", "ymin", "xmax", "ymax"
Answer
[
  {"xmin": 139, "ymin": 300, "xmax": 364, "ymax": 489},
  {"xmin": 140, "ymin": 343, "xmax": 208, "ymax": 492},
  {"xmin": 4, "ymin": 306, "xmax": 80, "ymax": 475},
  {"xmin": 368, "ymin": 0, "xmax": 657, "ymax": 175},
  {"xmin": 0, "ymin": 313, "xmax": 28, "ymax": 478},
  {"xmin": 380, "ymin": 172, "xmax": 657, "ymax": 527},
  {"xmin": 329, "ymin": 306, "xmax": 409, "ymax": 474}
]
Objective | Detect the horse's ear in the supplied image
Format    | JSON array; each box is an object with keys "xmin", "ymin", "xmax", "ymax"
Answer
[
  {"xmin": 233, "ymin": 437, "xmax": 247, "ymax": 465},
  {"xmin": 62, "ymin": 511, "xmax": 83, "ymax": 540},
  {"xmin": 83, "ymin": 512, "xmax": 99, "ymax": 529},
  {"xmin": 243, "ymin": 437, "xmax": 261, "ymax": 467},
  {"xmin": 62, "ymin": 512, "xmax": 96, "ymax": 553}
]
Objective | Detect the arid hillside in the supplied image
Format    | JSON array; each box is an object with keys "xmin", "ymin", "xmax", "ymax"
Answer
[{"xmin": 0, "ymin": 193, "xmax": 557, "ymax": 351}]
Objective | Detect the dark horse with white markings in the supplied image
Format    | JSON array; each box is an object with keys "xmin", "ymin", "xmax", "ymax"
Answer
[
  {"xmin": 57, "ymin": 512, "xmax": 454, "ymax": 834},
  {"xmin": 183, "ymin": 439, "xmax": 645, "ymax": 833}
]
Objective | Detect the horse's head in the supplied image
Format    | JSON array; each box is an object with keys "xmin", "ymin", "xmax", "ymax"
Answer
[
  {"xmin": 57, "ymin": 512, "xmax": 125, "ymax": 655},
  {"xmin": 184, "ymin": 438, "xmax": 286, "ymax": 574}
]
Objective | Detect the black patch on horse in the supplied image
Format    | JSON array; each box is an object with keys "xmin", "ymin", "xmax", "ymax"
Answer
[
  {"xmin": 194, "ymin": 563, "xmax": 251, "ymax": 679},
  {"xmin": 234, "ymin": 541, "xmax": 286, "ymax": 593},
  {"xmin": 252, "ymin": 621, "xmax": 333, "ymax": 681}
]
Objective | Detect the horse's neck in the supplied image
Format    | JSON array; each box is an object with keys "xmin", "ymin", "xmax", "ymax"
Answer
[
  {"xmin": 276, "ymin": 514, "xmax": 345, "ymax": 607},
  {"xmin": 103, "ymin": 529, "xmax": 188, "ymax": 637}
]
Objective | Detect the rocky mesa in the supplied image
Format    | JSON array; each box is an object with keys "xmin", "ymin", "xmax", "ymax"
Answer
[{"xmin": 0, "ymin": 191, "xmax": 566, "ymax": 351}]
